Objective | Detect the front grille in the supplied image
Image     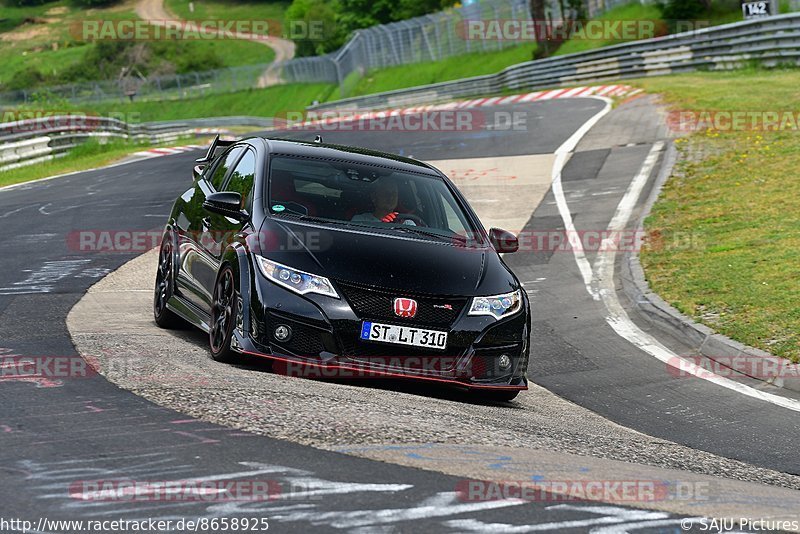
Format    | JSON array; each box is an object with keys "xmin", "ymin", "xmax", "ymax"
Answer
[{"xmin": 336, "ymin": 281, "xmax": 467, "ymax": 327}]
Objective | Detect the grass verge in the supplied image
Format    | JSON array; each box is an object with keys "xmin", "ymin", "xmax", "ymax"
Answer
[
  {"xmin": 633, "ymin": 68, "xmax": 800, "ymax": 362},
  {"xmin": 342, "ymin": 45, "xmax": 535, "ymax": 99},
  {"xmin": 0, "ymin": 138, "xmax": 183, "ymax": 188},
  {"xmin": 80, "ymin": 83, "xmax": 334, "ymax": 122}
]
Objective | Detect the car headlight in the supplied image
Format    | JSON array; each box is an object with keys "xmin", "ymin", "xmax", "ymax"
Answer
[
  {"xmin": 468, "ymin": 289, "xmax": 522, "ymax": 319},
  {"xmin": 255, "ymin": 256, "xmax": 339, "ymax": 298}
]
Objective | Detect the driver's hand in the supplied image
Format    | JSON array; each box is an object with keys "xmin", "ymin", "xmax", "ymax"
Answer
[{"xmin": 381, "ymin": 212, "xmax": 399, "ymax": 223}]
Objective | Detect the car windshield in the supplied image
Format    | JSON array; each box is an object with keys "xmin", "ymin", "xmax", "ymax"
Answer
[{"xmin": 267, "ymin": 155, "xmax": 480, "ymax": 243}]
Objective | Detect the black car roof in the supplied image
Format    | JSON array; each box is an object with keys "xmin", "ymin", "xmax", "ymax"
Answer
[{"xmin": 261, "ymin": 138, "xmax": 441, "ymax": 176}]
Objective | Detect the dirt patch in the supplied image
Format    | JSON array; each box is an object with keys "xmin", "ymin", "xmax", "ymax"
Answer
[{"xmin": 0, "ymin": 18, "xmax": 54, "ymax": 42}]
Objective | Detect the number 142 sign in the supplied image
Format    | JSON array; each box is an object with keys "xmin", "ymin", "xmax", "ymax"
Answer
[{"xmin": 741, "ymin": 1, "xmax": 774, "ymax": 19}]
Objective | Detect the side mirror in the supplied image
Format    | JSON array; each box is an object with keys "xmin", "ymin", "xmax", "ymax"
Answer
[
  {"xmin": 203, "ymin": 192, "xmax": 249, "ymax": 222},
  {"xmin": 489, "ymin": 228, "xmax": 519, "ymax": 253}
]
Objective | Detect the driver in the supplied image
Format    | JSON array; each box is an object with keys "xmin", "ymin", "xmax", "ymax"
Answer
[{"xmin": 351, "ymin": 178, "xmax": 416, "ymax": 225}]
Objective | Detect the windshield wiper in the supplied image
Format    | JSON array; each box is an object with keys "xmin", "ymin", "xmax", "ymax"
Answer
[
  {"xmin": 274, "ymin": 211, "xmax": 331, "ymax": 224},
  {"xmin": 389, "ymin": 225, "xmax": 468, "ymax": 243}
]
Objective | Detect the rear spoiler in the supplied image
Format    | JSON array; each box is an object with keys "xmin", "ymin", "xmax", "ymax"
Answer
[{"xmin": 195, "ymin": 135, "xmax": 236, "ymax": 165}]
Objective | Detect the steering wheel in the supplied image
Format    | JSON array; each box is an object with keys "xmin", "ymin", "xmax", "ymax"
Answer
[{"xmin": 395, "ymin": 213, "xmax": 427, "ymax": 227}]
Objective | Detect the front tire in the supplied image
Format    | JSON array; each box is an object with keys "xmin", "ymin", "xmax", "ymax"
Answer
[
  {"xmin": 154, "ymin": 236, "xmax": 183, "ymax": 329},
  {"xmin": 209, "ymin": 265, "xmax": 242, "ymax": 363}
]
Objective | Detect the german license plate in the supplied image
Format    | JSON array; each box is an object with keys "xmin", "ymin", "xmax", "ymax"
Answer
[{"xmin": 360, "ymin": 321, "xmax": 448, "ymax": 350}]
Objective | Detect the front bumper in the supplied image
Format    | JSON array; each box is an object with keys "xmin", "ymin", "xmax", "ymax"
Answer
[{"xmin": 238, "ymin": 276, "xmax": 530, "ymax": 392}]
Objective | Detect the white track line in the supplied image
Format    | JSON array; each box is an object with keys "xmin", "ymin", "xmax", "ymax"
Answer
[
  {"xmin": 549, "ymin": 97, "xmax": 614, "ymax": 297},
  {"xmin": 550, "ymin": 105, "xmax": 800, "ymax": 413}
]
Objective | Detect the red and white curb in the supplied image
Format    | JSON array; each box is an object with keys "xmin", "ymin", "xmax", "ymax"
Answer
[
  {"xmin": 290, "ymin": 85, "xmax": 642, "ymax": 128},
  {"xmin": 132, "ymin": 144, "xmax": 205, "ymax": 159},
  {"xmin": 131, "ymin": 128, "xmax": 237, "ymax": 159},
  {"xmin": 451, "ymin": 84, "xmax": 640, "ymax": 109}
]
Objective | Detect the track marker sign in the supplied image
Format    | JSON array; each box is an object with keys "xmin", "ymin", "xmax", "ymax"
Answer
[{"xmin": 741, "ymin": 1, "xmax": 775, "ymax": 19}]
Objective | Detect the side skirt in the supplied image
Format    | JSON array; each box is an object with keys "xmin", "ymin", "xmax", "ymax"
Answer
[{"xmin": 166, "ymin": 294, "xmax": 212, "ymax": 333}]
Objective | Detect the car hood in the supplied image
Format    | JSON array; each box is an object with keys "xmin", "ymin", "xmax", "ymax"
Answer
[{"xmin": 255, "ymin": 218, "xmax": 518, "ymax": 296}]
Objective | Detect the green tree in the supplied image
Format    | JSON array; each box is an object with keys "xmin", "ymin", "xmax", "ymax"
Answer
[
  {"xmin": 286, "ymin": 0, "xmax": 457, "ymax": 57},
  {"xmin": 5, "ymin": 68, "xmax": 46, "ymax": 91},
  {"xmin": 285, "ymin": 0, "xmax": 343, "ymax": 56},
  {"xmin": 660, "ymin": 0, "xmax": 707, "ymax": 21},
  {"xmin": 390, "ymin": 0, "xmax": 454, "ymax": 20}
]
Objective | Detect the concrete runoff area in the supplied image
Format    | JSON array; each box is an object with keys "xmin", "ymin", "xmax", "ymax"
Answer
[{"xmin": 426, "ymin": 154, "xmax": 555, "ymax": 234}]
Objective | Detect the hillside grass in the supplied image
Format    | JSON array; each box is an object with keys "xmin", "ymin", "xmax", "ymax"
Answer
[
  {"xmin": 165, "ymin": 0, "xmax": 289, "ymax": 36},
  {"xmin": 62, "ymin": 82, "xmax": 334, "ymax": 122},
  {"xmin": 0, "ymin": 1, "xmax": 122, "ymax": 87},
  {"xmin": 554, "ymin": 3, "xmax": 664, "ymax": 56},
  {"xmin": 343, "ymin": 44, "xmax": 535, "ymax": 99},
  {"xmin": 554, "ymin": 1, "xmax": 744, "ymax": 57},
  {"xmin": 0, "ymin": 0, "xmax": 279, "ymax": 90}
]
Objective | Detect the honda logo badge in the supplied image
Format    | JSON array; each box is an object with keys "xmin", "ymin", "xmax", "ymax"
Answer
[{"xmin": 393, "ymin": 298, "xmax": 417, "ymax": 318}]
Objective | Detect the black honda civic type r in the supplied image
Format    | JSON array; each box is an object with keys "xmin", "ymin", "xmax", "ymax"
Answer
[{"xmin": 154, "ymin": 135, "xmax": 530, "ymax": 401}]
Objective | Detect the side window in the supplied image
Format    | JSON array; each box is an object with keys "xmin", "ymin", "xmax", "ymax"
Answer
[
  {"xmin": 224, "ymin": 149, "xmax": 257, "ymax": 212},
  {"xmin": 208, "ymin": 146, "xmax": 245, "ymax": 191}
]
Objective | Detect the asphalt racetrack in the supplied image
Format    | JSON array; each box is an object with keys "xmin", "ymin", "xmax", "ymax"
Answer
[{"xmin": 2, "ymin": 95, "xmax": 799, "ymax": 532}]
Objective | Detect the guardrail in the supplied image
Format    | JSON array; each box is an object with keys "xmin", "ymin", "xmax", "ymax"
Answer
[
  {"xmin": 308, "ymin": 12, "xmax": 800, "ymax": 111},
  {"xmin": 0, "ymin": 116, "xmax": 276, "ymax": 173}
]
